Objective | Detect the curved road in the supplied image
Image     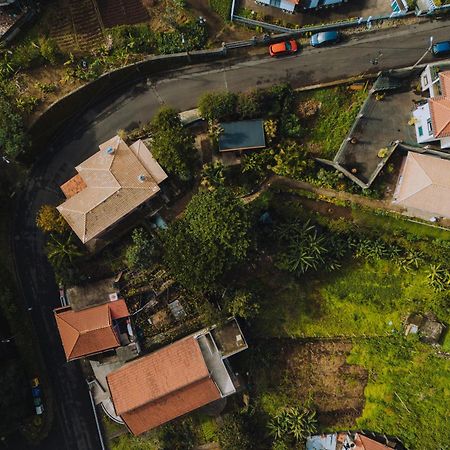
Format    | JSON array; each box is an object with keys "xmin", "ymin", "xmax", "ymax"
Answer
[{"xmin": 12, "ymin": 19, "xmax": 450, "ymax": 450}]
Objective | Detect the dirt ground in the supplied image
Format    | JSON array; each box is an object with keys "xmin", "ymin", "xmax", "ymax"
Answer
[{"xmin": 284, "ymin": 340, "xmax": 367, "ymax": 427}]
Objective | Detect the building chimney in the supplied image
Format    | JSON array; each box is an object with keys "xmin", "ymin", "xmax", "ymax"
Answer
[{"xmin": 138, "ymin": 175, "xmax": 146, "ymax": 182}]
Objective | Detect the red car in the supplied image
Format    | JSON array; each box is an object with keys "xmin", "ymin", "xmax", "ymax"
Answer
[{"xmin": 269, "ymin": 40, "xmax": 298, "ymax": 57}]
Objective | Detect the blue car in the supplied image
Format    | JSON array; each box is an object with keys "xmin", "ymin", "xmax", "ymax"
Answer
[
  {"xmin": 432, "ymin": 40, "xmax": 450, "ymax": 57},
  {"xmin": 310, "ymin": 31, "xmax": 341, "ymax": 47}
]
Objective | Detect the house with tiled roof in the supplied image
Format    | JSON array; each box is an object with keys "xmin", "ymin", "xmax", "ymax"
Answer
[
  {"xmin": 413, "ymin": 66, "xmax": 450, "ymax": 149},
  {"xmin": 54, "ymin": 299, "xmax": 131, "ymax": 361},
  {"xmin": 306, "ymin": 431, "xmax": 404, "ymax": 450},
  {"xmin": 106, "ymin": 321, "xmax": 247, "ymax": 435},
  {"xmin": 393, "ymin": 151, "xmax": 450, "ymax": 219},
  {"xmin": 57, "ymin": 136, "xmax": 167, "ymax": 245}
]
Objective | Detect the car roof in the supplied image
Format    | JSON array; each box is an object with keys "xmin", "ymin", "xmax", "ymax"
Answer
[
  {"xmin": 313, "ymin": 31, "xmax": 339, "ymax": 43},
  {"xmin": 271, "ymin": 42, "xmax": 287, "ymax": 52},
  {"xmin": 434, "ymin": 41, "xmax": 450, "ymax": 51}
]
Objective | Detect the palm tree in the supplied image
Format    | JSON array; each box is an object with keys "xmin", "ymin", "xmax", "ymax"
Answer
[
  {"xmin": 46, "ymin": 234, "xmax": 83, "ymax": 269},
  {"xmin": 426, "ymin": 264, "xmax": 450, "ymax": 292}
]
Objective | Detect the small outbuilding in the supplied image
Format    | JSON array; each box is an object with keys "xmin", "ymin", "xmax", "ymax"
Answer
[
  {"xmin": 405, "ymin": 313, "xmax": 446, "ymax": 344},
  {"xmin": 218, "ymin": 120, "xmax": 266, "ymax": 153}
]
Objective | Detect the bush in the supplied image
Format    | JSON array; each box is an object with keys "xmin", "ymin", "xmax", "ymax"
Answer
[
  {"xmin": 209, "ymin": 0, "xmax": 233, "ymax": 20},
  {"xmin": 217, "ymin": 413, "xmax": 252, "ymax": 450},
  {"xmin": 125, "ymin": 228, "xmax": 155, "ymax": 270},
  {"xmin": 270, "ymin": 140, "xmax": 312, "ymax": 179},
  {"xmin": 199, "ymin": 91, "xmax": 237, "ymax": 121},
  {"xmin": 0, "ymin": 90, "xmax": 28, "ymax": 159},
  {"xmin": 38, "ymin": 37, "xmax": 60, "ymax": 65},
  {"xmin": 150, "ymin": 106, "xmax": 197, "ymax": 180}
]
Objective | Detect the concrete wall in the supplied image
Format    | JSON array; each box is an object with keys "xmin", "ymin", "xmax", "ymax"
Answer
[{"xmin": 27, "ymin": 48, "xmax": 226, "ymax": 163}]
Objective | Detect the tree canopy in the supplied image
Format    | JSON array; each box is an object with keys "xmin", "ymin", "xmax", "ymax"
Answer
[
  {"xmin": 125, "ymin": 227, "xmax": 155, "ymax": 270},
  {"xmin": 163, "ymin": 188, "xmax": 250, "ymax": 292},
  {"xmin": 150, "ymin": 106, "xmax": 197, "ymax": 181},
  {"xmin": 36, "ymin": 204, "xmax": 68, "ymax": 234}
]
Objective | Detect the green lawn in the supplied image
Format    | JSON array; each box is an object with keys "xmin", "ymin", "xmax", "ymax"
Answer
[
  {"xmin": 348, "ymin": 337, "xmax": 450, "ymax": 450},
  {"xmin": 300, "ymin": 86, "xmax": 367, "ymax": 159},
  {"xmin": 251, "ymin": 259, "xmax": 447, "ymax": 339}
]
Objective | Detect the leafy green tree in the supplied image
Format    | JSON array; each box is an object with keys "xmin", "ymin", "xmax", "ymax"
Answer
[
  {"xmin": 268, "ymin": 407, "xmax": 317, "ymax": 445},
  {"xmin": 198, "ymin": 92, "xmax": 237, "ymax": 121},
  {"xmin": 270, "ymin": 141, "xmax": 311, "ymax": 179},
  {"xmin": 150, "ymin": 106, "xmax": 197, "ymax": 180},
  {"xmin": 125, "ymin": 227, "xmax": 155, "ymax": 270},
  {"xmin": 236, "ymin": 90, "xmax": 265, "ymax": 119},
  {"xmin": 38, "ymin": 36, "xmax": 60, "ymax": 65},
  {"xmin": 217, "ymin": 413, "xmax": 252, "ymax": 450},
  {"xmin": 0, "ymin": 90, "xmax": 28, "ymax": 159},
  {"xmin": 279, "ymin": 113, "xmax": 303, "ymax": 139},
  {"xmin": 163, "ymin": 188, "xmax": 250, "ymax": 292}
]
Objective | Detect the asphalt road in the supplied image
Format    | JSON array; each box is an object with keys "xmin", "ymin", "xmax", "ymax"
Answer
[{"xmin": 11, "ymin": 18, "xmax": 450, "ymax": 450}]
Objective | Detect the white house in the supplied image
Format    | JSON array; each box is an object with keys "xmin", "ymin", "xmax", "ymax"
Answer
[{"xmin": 413, "ymin": 66, "xmax": 450, "ymax": 149}]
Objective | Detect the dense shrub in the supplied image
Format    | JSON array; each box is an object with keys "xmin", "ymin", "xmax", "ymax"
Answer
[
  {"xmin": 199, "ymin": 91, "xmax": 238, "ymax": 121},
  {"xmin": 209, "ymin": 0, "xmax": 233, "ymax": 20}
]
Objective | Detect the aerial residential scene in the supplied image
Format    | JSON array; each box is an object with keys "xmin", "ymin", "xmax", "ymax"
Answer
[{"xmin": 0, "ymin": 0, "xmax": 449, "ymax": 448}]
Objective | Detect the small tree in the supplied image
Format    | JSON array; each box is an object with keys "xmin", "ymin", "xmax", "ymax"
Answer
[
  {"xmin": 198, "ymin": 92, "xmax": 237, "ymax": 121},
  {"xmin": 36, "ymin": 204, "xmax": 68, "ymax": 234},
  {"xmin": 150, "ymin": 106, "xmax": 197, "ymax": 181},
  {"xmin": 125, "ymin": 227, "xmax": 155, "ymax": 270},
  {"xmin": 46, "ymin": 234, "xmax": 83, "ymax": 269}
]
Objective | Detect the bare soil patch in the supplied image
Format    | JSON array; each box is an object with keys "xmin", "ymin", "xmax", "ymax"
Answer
[{"xmin": 284, "ymin": 340, "xmax": 367, "ymax": 427}]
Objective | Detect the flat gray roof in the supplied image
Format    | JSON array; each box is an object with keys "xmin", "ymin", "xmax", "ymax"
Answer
[{"xmin": 219, "ymin": 120, "xmax": 266, "ymax": 152}]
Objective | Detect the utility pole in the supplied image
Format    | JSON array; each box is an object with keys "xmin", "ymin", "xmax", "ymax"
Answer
[{"xmin": 411, "ymin": 36, "xmax": 433, "ymax": 70}]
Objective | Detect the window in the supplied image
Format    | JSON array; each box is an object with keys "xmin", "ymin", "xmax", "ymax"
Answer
[
  {"xmin": 418, "ymin": 126, "xmax": 423, "ymax": 137},
  {"xmin": 427, "ymin": 119, "xmax": 433, "ymax": 133},
  {"xmin": 423, "ymin": 75, "xmax": 428, "ymax": 85}
]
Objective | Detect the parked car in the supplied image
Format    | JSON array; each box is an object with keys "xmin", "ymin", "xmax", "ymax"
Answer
[
  {"xmin": 310, "ymin": 31, "xmax": 341, "ymax": 47},
  {"xmin": 432, "ymin": 40, "xmax": 450, "ymax": 57},
  {"xmin": 269, "ymin": 40, "xmax": 298, "ymax": 57}
]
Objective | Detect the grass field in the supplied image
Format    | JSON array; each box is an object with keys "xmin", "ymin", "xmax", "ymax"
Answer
[
  {"xmin": 249, "ymin": 258, "xmax": 447, "ymax": 339},
  {"xmin": 299, "ymin": 86, "xmax": 367, "ymax": 159}
]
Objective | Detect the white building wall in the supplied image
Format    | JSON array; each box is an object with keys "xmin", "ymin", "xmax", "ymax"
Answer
[{"xmin": 413, "ymin": 103, "xmax": 435, "ymax": 144}]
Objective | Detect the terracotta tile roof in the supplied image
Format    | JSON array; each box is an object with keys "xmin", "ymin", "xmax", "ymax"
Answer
[
  {"xmin": 439, "ymin": 71, "xmax": 450, "ymax": 97},
  {"xmin": 109, "ymin": 299, "xmax": 129, "ymax": 320},
  {"xmin": 57, "ymin": 136, "xmax": 167, "ymax": 243},
  {"xmin": 122, "ymin": 378, "xmax": 220, "ymax": 435},
  {"xmin": 355, "ymin": 434, "xmax": 391, "ymax": 450},
  {"xmin": 394, "ymin": 152, "xmax": 450, "ymax": 218},
  {"xmin": 107, "ymin": 336, "xmax": 221, "ymax": 434},
  {"xmin": 60, "ymin": 174, "xmax": 87, "ymax": 199},
  {"xmin": 429, "ymin": 96, "xmax": 450, "ymax": 138},
  {"xmin": 54, "ymin": 302, "xmax": 126, "ymax": 361}
]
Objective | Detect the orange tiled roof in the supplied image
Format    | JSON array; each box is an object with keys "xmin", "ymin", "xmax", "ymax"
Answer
[
  {"xmin": 395, "ymin": 152, "xmax": 450, "ymax": 218},
  {"xmin": 439, "ymin": 71, "xmax": 450, "ymax": 97},
  {"xmin": 60, "ymin": 174, "xmax": 87, "ymax": 199},
  {"xmin": 57, "ymin": 137, "xmax": 167, "ymax": 244},
  {"xmin": 107, "ymin": 336, "xmax": 221, "ymax": 435},
  {"xmin": 429, "ymin": 96, "xmax": 450, "ymax": 138},
  {"xmin": 54, "ymin": 301, "xmax": 128, "ymax": 361},
  {"xmin": 109, "ymin": 299, "xmax": 129, "ymax": 320},
  {"xmin": 355, "ymin": 434, "xmax": 391, "ymax": 450}
]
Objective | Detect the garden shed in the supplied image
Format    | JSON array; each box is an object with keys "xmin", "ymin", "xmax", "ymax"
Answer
[{"xmin": 219, "ymin": 120, "xmax": 266, "ymax": 153}]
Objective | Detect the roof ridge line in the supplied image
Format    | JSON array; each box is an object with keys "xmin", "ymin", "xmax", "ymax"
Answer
[{"xmin": 55, "ymin": 313, "xmax": 81, "ymax": 358}]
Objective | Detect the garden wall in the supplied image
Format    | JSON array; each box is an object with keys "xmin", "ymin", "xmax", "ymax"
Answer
[{"xmin": 27, "ymin": 47, "xmax": 226, "ymax": 162}]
